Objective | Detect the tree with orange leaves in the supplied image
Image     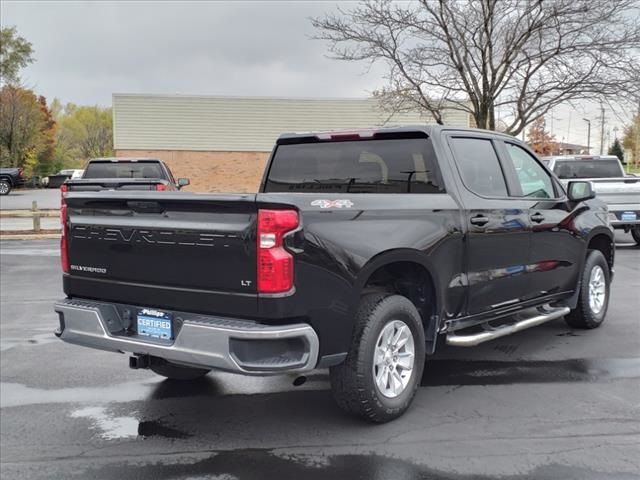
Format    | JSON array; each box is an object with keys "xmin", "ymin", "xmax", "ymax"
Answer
[{"xmin": 527, "ymin": 117, "xmax": 556, "ymax": 156}]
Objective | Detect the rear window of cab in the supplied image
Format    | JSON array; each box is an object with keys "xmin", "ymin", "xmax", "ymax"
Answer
[{"xmin": 265, "ymin": 138, "xmax": 445, "ymax": 194}]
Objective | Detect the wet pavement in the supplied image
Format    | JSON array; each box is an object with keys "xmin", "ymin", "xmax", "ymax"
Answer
[{"xmin": 1, "ymin": 239, "xmax": 639, "ymax": 479}]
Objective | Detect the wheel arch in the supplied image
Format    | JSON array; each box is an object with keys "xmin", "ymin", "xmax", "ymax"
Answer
[
  {"xmin": 585, "ymin": 228, "xmax": 614, "ymax": 273},
  {"xmin": 564, "ymin": 227, "xmax": 614, "ymax": 310},
  {"xmin": 355, "ymin": 249, "xmax": 442, "ymax": 354},
  {"xmin": 0, "ymin": 175, "xmax": 13, "ymax": 185}
]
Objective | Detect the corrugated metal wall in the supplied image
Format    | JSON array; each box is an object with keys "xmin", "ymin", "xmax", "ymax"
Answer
[{"xmin": 113, "ymin": 94, "xmax": 470, "ymax": 152}]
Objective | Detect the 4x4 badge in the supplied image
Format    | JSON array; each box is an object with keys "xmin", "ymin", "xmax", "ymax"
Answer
[{"xmin": 311, "ymin": 199, "xmax": 354, "ymax": 209}]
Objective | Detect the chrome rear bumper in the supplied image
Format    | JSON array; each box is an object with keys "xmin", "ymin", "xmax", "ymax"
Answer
[
  {"xmin": 608, "ymin": 205, "xmax": 640, "ymax": 226},
  {"xmin": 54, "ymin": 298, "xmax": 319, "ymax": 375}
]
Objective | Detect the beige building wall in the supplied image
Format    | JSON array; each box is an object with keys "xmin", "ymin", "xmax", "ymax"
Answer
[
  {"xmin": 113, "ymin": 94, "xmax": 471, "ymax": 152},
  {"xmin": 113, "ymin": 94, "xmax": 472, "ymax": 193}
]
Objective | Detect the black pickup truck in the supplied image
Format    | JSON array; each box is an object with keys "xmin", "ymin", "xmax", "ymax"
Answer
[
  {"xmin": 0, "ymin": 167, "xmax": 25, "ymax": 195},
  {"xmin": 54, "ymin": 126, "xmax": 614, "ymax": 422},
  {"xmin": 63, "ymin": 158, "xmax": 189, "ymax": 192}
]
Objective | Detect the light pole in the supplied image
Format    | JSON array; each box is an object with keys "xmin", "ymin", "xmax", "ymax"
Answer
[{"xmin": 583, "ymin": 118, "xmax": 591, "ymax": 153}]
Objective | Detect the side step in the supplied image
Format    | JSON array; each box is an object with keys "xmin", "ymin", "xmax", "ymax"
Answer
[{"xmin": 446, "ymin": 305, "xmax": 570, "ymax": 347}]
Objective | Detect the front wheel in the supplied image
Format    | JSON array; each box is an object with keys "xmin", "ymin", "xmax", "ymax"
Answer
[
  {"xmin": 631, "ymin": 227, "xmax": 640, "ymax": 246},
  {"xmin": 329, "ymin": 294, "xmax": 426, "ymax": 423},
  {"xmin": 0, "ymin": 180, "xmax": 11, "ymax": 195},
  {"xmin": 149, "ymin": 357, "xmax": 211, "ymax": 380},
  {"xmin": 565, "ymin": 250, "xmax": 610, "ymax": 329}
]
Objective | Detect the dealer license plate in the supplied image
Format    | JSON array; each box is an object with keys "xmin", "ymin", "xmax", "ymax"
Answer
[
  {"xmin": 137, "ymin": 308, "xmax": 173, "ymax": 339},
  {"xmin": 621, "ymin": 211, "xmax": 637, "ymax": 222}
]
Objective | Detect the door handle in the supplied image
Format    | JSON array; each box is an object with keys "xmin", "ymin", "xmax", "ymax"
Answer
[
  {"xmin": 470, "ymin": 215, "xmax": 489, "ymax": 227},
  {"xmin": 530, "ymin": 212, "xmax": 545, "ymax": 223}
]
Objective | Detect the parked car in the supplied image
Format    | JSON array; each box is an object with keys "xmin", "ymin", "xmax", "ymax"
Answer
[
  {"xmin": 543, "ymin": 155, "xmax": 640, "ymax": 244},
  {"xmin": 0, "ymin": 167, "xmax": 25, "ymax": 195},
  {"xmin": 42, "ymin": 169, "xmax": 83, "ymax": 189},
  {"xmin": 63, "ymin": 158, "xmax": 189, "ymax": 192},
  {"xmin": 55, "ymin": 126, "xmax": 614, "ymax": 422}
]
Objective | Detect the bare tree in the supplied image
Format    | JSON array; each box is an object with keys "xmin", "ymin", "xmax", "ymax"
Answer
[{"xmin": 312, "ymin": 0, "xmax": 640, "ymax": 135}]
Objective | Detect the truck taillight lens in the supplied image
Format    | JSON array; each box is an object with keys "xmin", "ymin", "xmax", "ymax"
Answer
[
  {"xmin": 60, "ymin": 184, "xmax": 68, "ymax": 204},
  {"xmin": 257, "ymin": 209, "xmax": 299, "ymax": 293},
  {"xmin": 156, "ymin": 183, "xmax": 167, "ymax": 191},
  {"xmin": 60, "ymin": 185, "xmax": 69, "ymax": 273}
]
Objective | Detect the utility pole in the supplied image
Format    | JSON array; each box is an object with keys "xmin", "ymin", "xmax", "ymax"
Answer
[
  {"xmin": 599, "ymin": 103, "xmax": 605, "ymax": 155},
  {"xmin": 583, "ymin": 118, "xmax": 591, "ymax": 153}
]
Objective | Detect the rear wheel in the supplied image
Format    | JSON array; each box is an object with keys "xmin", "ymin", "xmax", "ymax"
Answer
[
  {"xmin": 149, "ymin": 357, "xmax": 211, "ymax": 380},
  {"xmin": 565, "ymin": 250, "xmax": 610, "ymax": 329},
  {"xmin": 631, "ymin": 227, "xmax": 640, "ymax": 246},
  {"xmin": 0, "ymin": 179, "xmax": 11, "ymax": 195},
  {"xmin": 329, "ymin": 293, "xmax": 426, "ymax": 423}
]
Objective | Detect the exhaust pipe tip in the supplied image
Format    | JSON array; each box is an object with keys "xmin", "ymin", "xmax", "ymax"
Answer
[{"xmin": 293, "ymin": 375, "xmax": 307, "ymax": 387}]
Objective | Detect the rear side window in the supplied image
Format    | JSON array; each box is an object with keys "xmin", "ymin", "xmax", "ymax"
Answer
[
  {"xmin": 553, "ymin": 160, "xmax": 622, "ymax": 179},
  {"xmin": 449, "ymin": 137, "xmax": 508, "ymax": 197},
  {"xmin": 83, "ymin": 162, "xmax": 164, "ymax": 179},
  {"xmin": 264, "ymin": 138, "xmax": 444, "ymax": 193}
]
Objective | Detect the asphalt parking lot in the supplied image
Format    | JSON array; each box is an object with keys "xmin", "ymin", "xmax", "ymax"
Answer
[
  {"xmin": 0, "ymin": 189, "xmax": 60, "ymax": 211},
  {"xmin": 0, "ymin": 238, "xmax": 638, "ymax": 480}
]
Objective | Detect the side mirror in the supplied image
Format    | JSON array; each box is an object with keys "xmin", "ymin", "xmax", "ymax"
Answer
[
  {"xmin": 177, "ymin": 178, "xmax": 190, "ymax": 188},
  {"xmin": 567, "ymin": 181, "xmax": 595, "ymax": 202}
]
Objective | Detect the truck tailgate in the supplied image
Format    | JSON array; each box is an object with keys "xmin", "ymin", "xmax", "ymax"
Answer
[
  {"xmin": 590, "ymin": 177, "xmax": 640, "ymax": 205},
  {"xmin": 64, "ymin": 191, "xmax": 259, "ymax": 315}
]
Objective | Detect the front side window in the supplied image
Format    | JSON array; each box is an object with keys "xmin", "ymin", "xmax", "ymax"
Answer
[
  {"xmin": 504, "ymin": 144, "xmax": 555, "ymax": 199},
  {"xmin": 265, "ymin": 138, "xmax": 444, "ymax": 193},
  {"xmin": 449, "ymin": 137, "xmax": 508, "ymax": 197}
]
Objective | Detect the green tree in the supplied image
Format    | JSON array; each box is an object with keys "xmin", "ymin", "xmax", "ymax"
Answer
[
  {"xmin": 55, "ymin": 104, "xmax": 113, "ymax": 166},
  {"xmin": 35, "ymin": 95, "xmax": 57, "ymax": 175},
  {"xmin": 623, "ymin": 113, "xmax": 640, "ymax": 168},
  {"xmin": 608, "ymin": 138, "xmax": 625, "ymax": 163},
  {"xmin": 0, "ymin": 26, "xmax": 34, "ymax": 86}
]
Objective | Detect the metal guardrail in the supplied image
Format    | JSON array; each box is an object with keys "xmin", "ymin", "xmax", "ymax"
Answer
[{"xmin": 0, "ymin": 201, "xmax": 59, "ymax": 233}]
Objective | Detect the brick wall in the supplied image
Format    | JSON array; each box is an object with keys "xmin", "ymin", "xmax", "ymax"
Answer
[{"xmin": 115, "ymin": 150, "xmax": 270, "ymax": 193}]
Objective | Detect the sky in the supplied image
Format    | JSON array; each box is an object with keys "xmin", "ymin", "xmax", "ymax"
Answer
[{"xmin": 2, "ymin": 0, "xmax": 632, "ymax": 153}]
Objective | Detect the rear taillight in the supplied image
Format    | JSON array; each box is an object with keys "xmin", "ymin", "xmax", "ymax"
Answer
[
  {"xmin": 155, "ymin": 183, "xmax": 167, "ymax": 191},
  {"xmin": 60, "ymin": 184, "xmax": 68, "ymax": 200},
  {"xmin": 60, "ymin": 184, "xmax": 69, "ymax": 273},
  {"xmin": 257, "ymin": 209, "xmax": 299, "ymax": 293}
]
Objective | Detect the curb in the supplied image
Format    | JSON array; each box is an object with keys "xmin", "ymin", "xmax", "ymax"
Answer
[
  {"xmin": 0, "ymin": 233, "xmax": 61, "ymax": 240},
  {"xmin": 0, "ymin": 209, "xmax": 59, "ymax": 218}
]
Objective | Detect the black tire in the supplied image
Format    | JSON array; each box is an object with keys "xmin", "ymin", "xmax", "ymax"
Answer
[
  {"xmin": 565, "ymin": 250, "xmax": 610, "ymax": 329},
  {"xmin": 0, "ymin": 179, "xmax": 11, "ymax": 196},
  {"xmin": 329, "ymin": 293, "xmax": 426, "ymax": 423},
  {"xmin": 631, "ymin": 227, "xmax": 640, "ymax": 246},
  {"xmin": 149, "ymin": 357, "xmax": 210, "ymax": 381}
]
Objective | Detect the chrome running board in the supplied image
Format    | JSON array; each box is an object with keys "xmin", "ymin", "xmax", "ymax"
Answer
[{"xmin": 446, "ymin": 305, "xmax": 570, "ymax": 347}]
